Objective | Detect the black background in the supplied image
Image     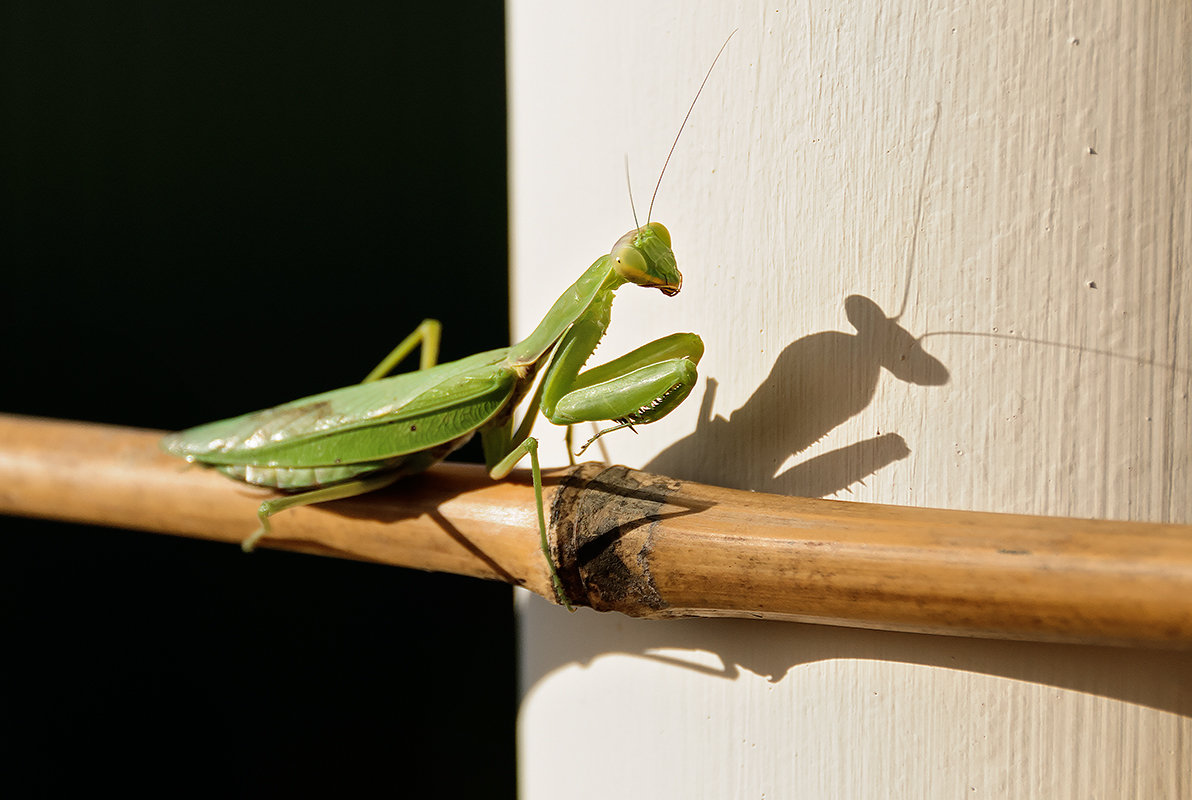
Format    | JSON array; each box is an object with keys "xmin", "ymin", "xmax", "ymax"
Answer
[{"xmin": 2, "ymin": 3, "xmax": 515, "ymax": 796}]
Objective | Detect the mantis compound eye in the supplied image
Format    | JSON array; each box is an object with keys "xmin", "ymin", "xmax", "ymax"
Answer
[
  {"xmin": 612, "ymin": 245, "xmax": 649, "ymax": 281},
  {"xmin": 646, "ymin": 222, "xmax": 671, "ymax": 248}
]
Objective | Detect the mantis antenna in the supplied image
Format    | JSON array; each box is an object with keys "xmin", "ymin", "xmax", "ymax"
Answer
[
  {"xmin": 646, "ymin": 29, "xmax": 738, "ymax": 223},
  {"xmin": 625, "ymin": 154, "xmax": 641, "ymax": 233}
]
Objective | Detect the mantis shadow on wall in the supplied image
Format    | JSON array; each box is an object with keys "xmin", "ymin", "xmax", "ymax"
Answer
[
  {"xmin": 645, "ymin": 292, "xmax": 948, "ymax": 497},
  {"xmin": 648, "ymin": 103, "xmax": 950, "ymax": 497}
]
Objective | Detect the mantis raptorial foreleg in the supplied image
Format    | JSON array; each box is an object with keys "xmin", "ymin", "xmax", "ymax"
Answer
[
  {"xmin": 536, "ymin": 288, "xmax": 703, "ymax": 443},
  {"xmin": 565, "ymin": 333, "xmax": 705, "ymax": 395}
]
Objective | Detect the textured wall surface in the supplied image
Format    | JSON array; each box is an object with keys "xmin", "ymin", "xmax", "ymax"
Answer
[{"xmin": 510, "ymin": 1, "xmax": 1191, "ymax": 797}]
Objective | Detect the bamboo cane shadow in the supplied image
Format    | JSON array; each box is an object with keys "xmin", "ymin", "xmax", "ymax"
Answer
[
  {"xmin": 296, "ymin": 464, "xmax": 525, "ymax": 587},
  {"xmin": 519, "ymin": 599, "xmax": 1192, "ymax": 718},
  {"xmin": 645, "ymin": 293, "xmax": 949, "ymax": 497}
]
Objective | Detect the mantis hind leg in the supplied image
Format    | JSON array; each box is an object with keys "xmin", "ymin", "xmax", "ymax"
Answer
[
  {"xmin": 362, "ymin": 318, "xmax": 442, "ymax": 382},
  {"xmin": 242, "ymin": 471, "xmax": 405, "ymax": 552}
]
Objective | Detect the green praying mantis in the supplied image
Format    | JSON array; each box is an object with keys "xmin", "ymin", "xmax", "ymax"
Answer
[{"xmin": 162, "ymin": 35, "xmax": 733, "ymax": 606}]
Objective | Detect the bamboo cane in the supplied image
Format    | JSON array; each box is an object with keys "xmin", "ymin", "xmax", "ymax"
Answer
[{"xmin": 1, "ymin": 412, "xmax": 1190, "ymax": 647}]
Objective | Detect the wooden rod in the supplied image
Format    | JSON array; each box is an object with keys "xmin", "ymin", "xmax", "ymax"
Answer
[
  {"xmin": 0, "ymin": 414, "xmax": 556, "ymax": 594},
  {"xmin": 2, "ymin": 413, "xmax": 1191, "ymax": 648}
]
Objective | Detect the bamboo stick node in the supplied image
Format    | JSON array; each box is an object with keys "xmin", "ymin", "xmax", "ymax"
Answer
[{"xmin": 551, "ymin": 462, "xmax": 693, "ymax": 613}]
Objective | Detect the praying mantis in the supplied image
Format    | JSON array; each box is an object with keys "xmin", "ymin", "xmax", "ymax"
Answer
[{"xmin": 162, "ymin": 35, "xmax": 733, "ymax": 606}]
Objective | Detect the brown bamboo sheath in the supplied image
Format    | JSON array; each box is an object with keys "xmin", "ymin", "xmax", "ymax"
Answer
[{"xmin": 1, "ymin": 412, "xmax": 1190, "ymax": 647}]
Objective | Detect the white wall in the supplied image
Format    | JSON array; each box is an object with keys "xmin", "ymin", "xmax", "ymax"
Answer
[{"xmin": 509, "ymin": 2, "xmax": 1191, "ymax": 796}]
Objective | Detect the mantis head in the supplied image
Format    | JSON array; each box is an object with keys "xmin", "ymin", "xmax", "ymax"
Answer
[{"xmin": 610, "ymin": 222, "xmax": 681, "ymax": 296}]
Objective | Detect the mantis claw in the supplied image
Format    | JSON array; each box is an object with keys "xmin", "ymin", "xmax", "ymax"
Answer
[{"xmin": 242, "ymin": 508, "xmax": 271, "ymax": 552}]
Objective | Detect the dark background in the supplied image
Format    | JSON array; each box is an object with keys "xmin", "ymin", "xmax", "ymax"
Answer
[{"xmin": 2, "ymin": 3, "xmax": 515, "ymax": 796}]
